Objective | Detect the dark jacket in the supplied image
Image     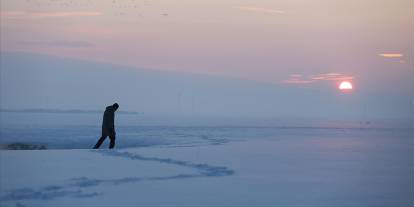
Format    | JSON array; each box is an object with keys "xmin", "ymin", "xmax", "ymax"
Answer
[{"xmin": 102, "ymin": 106, "xmax": 115, "ymax": 129}]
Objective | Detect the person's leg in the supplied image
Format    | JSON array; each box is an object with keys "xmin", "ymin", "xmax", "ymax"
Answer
[
  {"xmin": 93, "ymin": 135, "xmax": 106, "ymax": 149},
  {"xmin": 94, "ymin": 129, "xmax": 108, "ymax": 149},
  {"xmin": 109, "ymin": 131, "xmax": 116, "ymax": 149}
]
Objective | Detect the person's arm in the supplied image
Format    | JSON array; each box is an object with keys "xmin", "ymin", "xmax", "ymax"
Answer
[{"xmin": 110, "ymin": 110, "xmax": 115, "ymax": 130}]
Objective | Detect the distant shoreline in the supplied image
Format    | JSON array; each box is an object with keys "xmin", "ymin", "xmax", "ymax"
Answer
[
  {"xmin": 0, "ymin": 142, "xmax": 47, "ymax": 150},
  {"xmin": 0, "ymin": 108, "xmax": 141, "ymax": 115}
]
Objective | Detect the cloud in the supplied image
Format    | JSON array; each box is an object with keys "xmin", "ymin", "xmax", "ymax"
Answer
[
  {"xmin": 379, "ymin": 53, "xmax": 403, "ymax": 58},
  {"xmin": 282, "ymin": 74, "xmax": 314, "ymax": 84},
  {"xmin": 0, "ymin": 11, "xmax": 26, "ymax": 18},
  {"xmin": 282, "ymin": 79, "xmax": 314, "ymax": 84},
  {"xmin": 0, "ymin": 11, "xmax": 102, "ymax": 19},
  {"xmin": 234, "ymin": 6, "xmax": 285, "ymax": 14},
  {"xmin": 18, "ymin": 40, "xmax": 95, "ymax": 48},
  {"xmin": 310, "ymin": 73, "xmax": 354, "ymax": 81},
  {"xmin": 32, "ymin": 11, "xmax": 102, "ymax": 17},
  {"xmin": 63, "ymin": 25, "xmax": 114, "ymax": 35},
  {"xmin": 282, "ymin": 73, "xmax": 354, "ymax": 85}
]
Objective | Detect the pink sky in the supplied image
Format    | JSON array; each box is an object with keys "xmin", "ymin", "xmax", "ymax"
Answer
[{"xmin": 1, "ymin": 0, "xmax": 413, "ymax": 94}]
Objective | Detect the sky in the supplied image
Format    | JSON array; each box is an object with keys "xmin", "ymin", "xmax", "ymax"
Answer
[{"xmin": 0, "ymin": 0, "xmax": 413, "ymax": 119}]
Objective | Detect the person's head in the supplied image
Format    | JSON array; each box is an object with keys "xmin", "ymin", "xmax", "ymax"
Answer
[{"xmin": 113, "ymin": 103, "xmax": 119, "ymax": 111}]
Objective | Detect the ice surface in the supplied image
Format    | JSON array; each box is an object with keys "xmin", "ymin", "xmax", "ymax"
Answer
[
  {"xmin": 1, "ymin": 112, "xmax": 413, "ymax": 206},
  {"xmin": 1, "ymin": 130, "xmax": 413, "ymax": 207}
]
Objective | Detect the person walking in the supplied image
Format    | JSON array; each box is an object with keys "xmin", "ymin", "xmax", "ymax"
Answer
[{"xmin": 93, "ymin": 103, "xmax": 119, "ymax": 149}]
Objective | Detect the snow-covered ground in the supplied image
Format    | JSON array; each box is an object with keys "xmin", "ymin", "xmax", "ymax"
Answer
[{"xmin": 1, "ymin": 131, "xmax": 413, "ymax": 207}]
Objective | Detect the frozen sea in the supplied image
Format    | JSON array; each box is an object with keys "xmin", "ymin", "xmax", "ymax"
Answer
[{"xmin": 0, "ymin": 112, "xmax": 413, "ymax": 206}]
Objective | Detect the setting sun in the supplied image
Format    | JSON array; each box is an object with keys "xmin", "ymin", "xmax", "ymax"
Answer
[{"xmin": 339, "ymin": 81, "xmax": 353, "ymax": 91}]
